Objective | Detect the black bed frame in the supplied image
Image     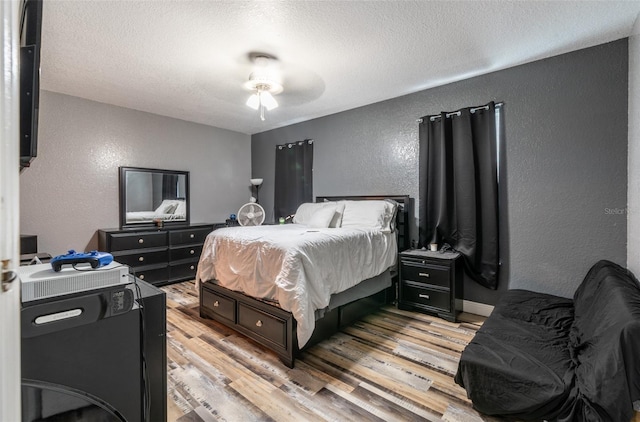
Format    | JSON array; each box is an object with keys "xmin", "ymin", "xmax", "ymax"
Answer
[{"xmin": 199, "ymin": 195, "xmax": 410, "ymax": 367}]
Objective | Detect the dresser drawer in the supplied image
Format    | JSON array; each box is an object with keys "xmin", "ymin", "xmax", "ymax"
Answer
[
  {"xmin": 400, "ymin": 262, "xmax": 450, "ymax": 288},
  {"xmin": 170, "ymin": 244, "xmax": 203, "ymax": 262},
  {"xmin": 400, "ymin": 281, "xmax": 450, "ymax": 312},
  {"xmin": 169, "ymin": 227, "xmax": 211, "ymax": 246},
  {"xmin": 134, "ymin": 265, "xmax": 169, "ymax": 285},
  {"xmin": 201, "ymin": 288, "xmax": 236, "ymax": 323},
  {"xmin": 109, "ymin": 231, "xmax": 167, "ymax": 251},
  {"xmin": 170, "ymin": 261, "xmax": 198, "ymax": 281},
  {"xmin": 113, "ymin": 248, "xmax": 168, "ymax": 267},
  {"xmin": 238, "ymin": 303, "xmax": 287, "ymax": 348}
]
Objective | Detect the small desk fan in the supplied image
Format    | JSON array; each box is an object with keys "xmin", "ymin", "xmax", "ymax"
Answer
[{"xmin": 237, "ymin": 202, "xmax": 265, "ymax": 226}]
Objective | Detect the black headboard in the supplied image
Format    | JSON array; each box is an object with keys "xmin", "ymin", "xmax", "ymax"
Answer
[{"xmin": 315, "ymin": 195, "xmax": 410, "ymax": 252}]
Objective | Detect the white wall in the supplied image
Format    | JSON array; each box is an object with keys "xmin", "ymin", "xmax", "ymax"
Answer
[
  {"xmin": 20, "ymin": 91, "xmax": 251, "ymax": 255},
  {"xmin": 629, "ymin": 13, "xmax": 640, "ymax": 275}
]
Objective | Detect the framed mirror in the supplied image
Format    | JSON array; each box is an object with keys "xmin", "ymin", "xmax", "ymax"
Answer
[{"xmin": 119, "ymin": 166, "xmax": 190, "ymax": 229}]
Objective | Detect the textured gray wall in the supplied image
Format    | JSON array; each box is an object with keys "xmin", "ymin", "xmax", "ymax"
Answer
[
  {"xmin": 252, "ymin": 40, "xmax": 629, "ymax": 304},
  {"xmin": 629, "ymin": 15, "xmax": 640, "ymax": 276},
  {"xmin": 20, "ymin": 91, "xmax": 251, "ymax": 255}
]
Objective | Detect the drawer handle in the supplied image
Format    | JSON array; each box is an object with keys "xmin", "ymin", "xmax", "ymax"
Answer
[
  {"xmin": 138, "ymin": 256, "xmax": 144, "ymax": 262},
  {"xmin": 422, "ymin": 260, "xmax": 426, "ymax": 264},
  {"xmin": 190, "ymin": 234, "xmax": 195, "ymax": 239},
  {"xmin": 190, "ymin": 249, "xmax": 195, "ymax": 255},
  {"xmin": 419, "ymin": 294, "xmax": 430, "ymax": 299},
  {"xmin": 139, "ymin": 274, "xmax": 145, "ymax": 280},
  {"xmin": 190, "ymin": 265, "xmax": 195, "ymax": 270},
  {"xmin": 213, "ymin": 300, "xmax": 219, "ymax": 307},
  {"xmin": 138, "ymin": 238, "xmax": 144, "ymax": 244},
  {"xmin": 256, "ymin": 320, "xmax": 263, "ymax": 327},
  {"xmin": 419, "ymin": 272, "xmax": 430, "ymax": 278}
]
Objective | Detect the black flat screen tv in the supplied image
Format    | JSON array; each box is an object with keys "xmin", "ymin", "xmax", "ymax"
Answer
[{"xmin": 20, "ymin": 0, "xmax": 42, "ymax": 171}]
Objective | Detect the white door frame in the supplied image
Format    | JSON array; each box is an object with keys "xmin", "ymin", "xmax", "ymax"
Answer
[{"xmin": 0, "ymin": 0, "xmax": 22, "ymax": 420}]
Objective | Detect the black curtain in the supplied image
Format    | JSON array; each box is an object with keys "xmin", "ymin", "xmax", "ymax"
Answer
[
  {"xmin": 162, "ymin": 174, "xmax": 179, "ymax": 199},
  {"xmin": 419, "ymin": 102, "xmax": 499, "ymax": 289},
  {"xmin": 274, "ymin": 139, "xmax": 313, "ymax": 220}
]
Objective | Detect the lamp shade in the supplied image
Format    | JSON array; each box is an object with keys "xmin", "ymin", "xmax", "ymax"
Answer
[
  {"xmin": 260, "ymin": 91, "xmax": 278, "ymax": 110},
  {"xmin": 250, "ymin": 178, "xmax": 263, "ymax": 186},
  {"xmin": 246, "ymin": 93, "xmax": 260, "ymax": 110}
]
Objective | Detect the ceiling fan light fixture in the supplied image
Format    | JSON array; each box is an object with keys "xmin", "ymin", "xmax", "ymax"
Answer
[
  {"xmin": 243, "ymin": 76, "xmax": 283, "ymax": 95},
  {"xmin": 246, "ymin": 93, "xmax": 260, "ymax": 110},
  {"xmin": 244, "ymin": 54, "xmax": 283, "ymax": 121},
  {"xmin": 260, "ymin": 91, "xmax": 278, "ymax": 111}
]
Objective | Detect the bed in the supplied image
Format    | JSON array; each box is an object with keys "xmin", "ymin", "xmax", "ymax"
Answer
[
  {"xmin": 125, "ymin": 199, "xmax": 186, "ymax": 223},
  {"xmin": 197, "ymin": 195, "xmax": 410, "ymax": 367}
]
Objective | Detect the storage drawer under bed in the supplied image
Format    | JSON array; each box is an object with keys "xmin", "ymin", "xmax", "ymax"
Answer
[
  {"xmin": 199, "ymin": 281, "xmax": 296, "ymax": 367},
  {"xmin": 201, "ymin": 288, "xmax": 236, "ymax": 324},
  {"xmin": 238, "ymin": 303, "xmax": 288, "ymax": 349}
]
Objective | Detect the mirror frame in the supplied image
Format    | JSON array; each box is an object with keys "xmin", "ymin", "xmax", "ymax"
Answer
[{"xmin": 119, "ymin": 166, "xmax": 190, "ymax": 229}]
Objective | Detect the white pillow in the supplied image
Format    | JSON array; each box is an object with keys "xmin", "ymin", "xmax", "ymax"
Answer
[
  {"xmin": 293, "ymin": 202, "xmax": 338, "ymax": 227},
  {"xmin": 306, "ymin": 204, "xmax": 339, "ymax": 228},
  {"xmin": 163, "ymin": 203, "xmax": 178, "ymax": 214},
  {"xmin": 340, "ymin": 200, "xmax": 398, "ymax": 232},
  {"xmin": 173, "ymin": 200, "xmax": 186, "ymax": 217},
  {"xmin": 154, "ymin": 199, "xmax": 179, "ymax": 214},
  {"xmin": 329, "ymin": 201, "xmax": 346, "ymax": 228}
]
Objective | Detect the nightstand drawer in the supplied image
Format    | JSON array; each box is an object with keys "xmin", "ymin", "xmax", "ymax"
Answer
[
  {"xmin": 170, "ymin": 244, "xmax": 203, "ymax": 261},
  {"xmin": 169, "ymin": 227, "xmax": 211, "ymax": 246},
  {"xmin": 238, "ymin": 303, "xmax": 287, "ymax": 348},
  {"xmin": 401, "ymin": 262, "xmax": 450, "ymax": 288},
  {"xmin": 401, "ymin": 281, "xmax": 450, "ymax": 312},
  {"xmin": 110, "ymin": 231, "xmax": 167, "ymax": 251},
  {"xmin": 201, "ymin": 288, "xmax": 236, "ymax": 323}
]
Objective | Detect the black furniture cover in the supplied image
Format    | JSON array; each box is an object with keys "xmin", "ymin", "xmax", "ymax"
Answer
[{"xmin": 455, "ymin": 260, "xmax": 640, "ymax": 421}]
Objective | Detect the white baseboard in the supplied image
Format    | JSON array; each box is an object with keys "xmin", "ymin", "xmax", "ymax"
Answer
[{"xmin": 462, "ymin": 300, "xmax": 494, "ymax": 317}]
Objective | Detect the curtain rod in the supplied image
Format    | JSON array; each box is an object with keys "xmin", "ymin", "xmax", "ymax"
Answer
[
  {"xmin": 417, "ymin": 102, "xmax": 503, "ymax": 123},
  {"xmin": 277, "ymin": 139, "xmax": 313, "ymax": 150}
]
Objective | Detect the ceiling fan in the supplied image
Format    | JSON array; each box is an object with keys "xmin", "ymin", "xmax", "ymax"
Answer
[
  {"xmin": 241, "ymin": 52, "xmax": 326, "ymax": 120},
  {"xmin": 244, "ymin": 53, "xmax": 282, "ymax": 121}
]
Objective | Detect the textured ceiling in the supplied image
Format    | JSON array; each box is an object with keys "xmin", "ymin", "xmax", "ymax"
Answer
[{"xmin": 40, "ymin": 1, "xmax": 640, "ymax": 135}]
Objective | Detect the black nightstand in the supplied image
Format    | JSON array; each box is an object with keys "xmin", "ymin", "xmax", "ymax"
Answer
[{"xmin": 397, "ymin": 249, "xmax": 463, "ymax": 322}]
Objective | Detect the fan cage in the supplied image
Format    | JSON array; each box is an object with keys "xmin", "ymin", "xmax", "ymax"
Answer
[{"xmin": 237, "ymin": 203, "xmax": 265, "ymax": 226}]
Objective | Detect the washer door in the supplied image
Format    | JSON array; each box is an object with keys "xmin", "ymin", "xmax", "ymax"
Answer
[{"xmin": 22, "ymin": 379, "xmax": 126, "ymax": 422}]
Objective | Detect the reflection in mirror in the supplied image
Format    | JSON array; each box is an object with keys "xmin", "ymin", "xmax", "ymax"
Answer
[{"xmin": 119, "ymin": 167, "xmax": 189, "ymax": 228}]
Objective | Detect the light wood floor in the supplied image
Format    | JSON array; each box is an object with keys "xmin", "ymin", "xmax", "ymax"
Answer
[{"xmin": 161, "ymin": 281, "xmax": 500, "ymax": 421}]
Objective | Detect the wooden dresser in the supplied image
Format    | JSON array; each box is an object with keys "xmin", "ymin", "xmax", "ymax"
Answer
[{"xmin": 98, "ymin": 223, "xmax": 223, "ymax": 286}]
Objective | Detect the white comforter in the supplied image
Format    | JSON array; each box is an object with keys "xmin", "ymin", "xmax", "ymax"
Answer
[{"xmin": 195, "ymin": 224, "xmax": 397, "ymax": 347}]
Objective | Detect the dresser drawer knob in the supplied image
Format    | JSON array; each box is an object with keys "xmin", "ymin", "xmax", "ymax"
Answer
[
  {"xmin": 419, "ymin": 294, "xmax": 430, "ymax": 299},
  {"xmin": 213, "ymin": 300, "xmax": 219, "ymax": 307},
  {"xmin": 190, "ymin": 249, "xmax": 195, "ymax": 255},
  {"xmin": 138, "ymin": 256, "xmax": 144, "ymax": 262},
  {"xmin": 139, "ymin": 274, "xmax": 145, "ymax": 280},
  {"xmin": 419, "ymin": 272, "xmax": 430, "ymax": 278},
  {"xmin": 138, "ymin": 238, "xmax": 144, "ymax": 244},
  {"xmin": 422, "ymin": 260, "xmax": 426, "ymax": 264},
  {"xmin": 190, "ymin": 265, "xmax": 195, "ymax": 270},
  {"xmin": 256, "ymin": 320, "xmax": 263, "ymax": 327},
  {"xmin": 190, "ymin": 234, "xmax": 195, "ymax": 239}
]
